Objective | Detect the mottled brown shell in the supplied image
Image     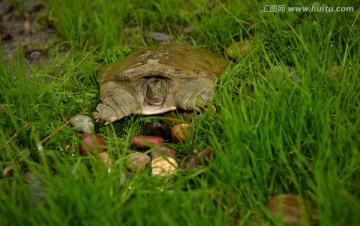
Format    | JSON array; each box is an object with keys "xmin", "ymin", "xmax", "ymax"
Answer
[{"xmin": 94, "ymin": 43, "xmax": 228, "ymax": 123}]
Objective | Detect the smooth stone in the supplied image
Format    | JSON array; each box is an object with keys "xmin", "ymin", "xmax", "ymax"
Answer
[
  {"xmin": 267, "ymin": 194, "xmax": 318, "ymax": 225},
  {"xmin": 70, "ymin": 114, "xmax": 95, "ymax": 134},
  {"xmin": 151, "ymin": 157, "xmax": 178, "ymax": 177},
  {"xmin": 171, "ymin": 123, "xmax": 191, "ymax": 142},
  {"xmin": 131, "ymin": 135, "xmax": 165, "ymax": 149},
  {"xmin": 79, "ymin": 134, "xmax": 106, "ymax": 155},
  {"xmin": 143, "ymin": 121, "xmax": 171, "ymax": 140},
  {"xmin": 125, "ymin": 152, "xmax": 151, "ymax": 172},
  {"xmin": 182, "ymin": 147, "xmax": 213, "ymax": 170},
  {"xmin": 150, "ymin": 145, "xmax": 176, "ymax": 160}
]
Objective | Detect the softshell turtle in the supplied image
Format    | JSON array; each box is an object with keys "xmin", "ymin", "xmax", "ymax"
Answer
[{"xmin": 94, "ymin": 43, "xmax": 228, "ymax": 123}]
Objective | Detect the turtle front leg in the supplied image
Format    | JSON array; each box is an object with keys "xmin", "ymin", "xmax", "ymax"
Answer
[
  {"xmin": 94, "ymin": 81, "xmax": 144, "ymax": 123},
  {"xmin": 174, "ymin": 79, "xmax": 214, "ymax": 110},
  {"xmin": 94, "ymin": 94, "xmax": 142, "ymax": 124},
  {"xmin": 93, "ymin": 99, "xmax": 122, "ymax": 124}
]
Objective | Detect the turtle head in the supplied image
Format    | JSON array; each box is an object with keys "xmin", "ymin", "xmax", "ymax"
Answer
[{"xmin": 146, "ymin": 77, "xmax": 168, "ymax": 105}]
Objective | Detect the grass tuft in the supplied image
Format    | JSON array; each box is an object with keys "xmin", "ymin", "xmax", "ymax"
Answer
[{"xmin": 1, "ymin": 0, "xmax": 359, "ymax": 225}]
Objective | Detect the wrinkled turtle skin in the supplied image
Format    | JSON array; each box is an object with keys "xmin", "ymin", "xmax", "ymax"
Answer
[{"xmin": 94, "ymin": 43, "xmax": 228, "ymax": 123}]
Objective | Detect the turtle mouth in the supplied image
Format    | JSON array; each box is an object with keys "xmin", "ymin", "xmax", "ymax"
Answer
[{"xmin": 146, "ymin": 98, "xmax": 164, "ymax": 106}]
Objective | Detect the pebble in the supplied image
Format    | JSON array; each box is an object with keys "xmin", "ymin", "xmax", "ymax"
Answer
[
  {"xmin": 267, "ymin": 65, "xmax": 300, "ymax": 84},
  {"xmin": 267, "ymin": 194, "xmax": 318, "ymax": 225},
  {"xmin": 23, "ymin": 172, "xmax": 37, "ymax": 184},
  {"xmin": 149, "ymin": 145, "xmax": 178, "ymax": 176},
  {"xmin": 226, "ymin": 40, "xmax": 251, "ymax": 59},
  {"xmin": 70, "ymin": 114, "xmax": 95, "ymax": 134},
  {"xmin": 131, "ymin": 135, "xmax": 165, "ymax": 149},
  {"xmin": 29, "ymin": 178, "xmax": 45, "ymax": 207},
  {"xmin": 144, "ymin": 121, "xmax": 171, "ymax": 139},
  {"xmin": 29, "ymin": 50, "xmax": 42, "ymax": 62},
  {"xmin": 151, "ymin": 157, "xmax": 178, "ymax": 177},
  {"xmin": 125, "ymin": 152, "xmax": 151, "ymax": 172},
  {"xmin": 182, "ymin": 147, "xmax": 214, "ymax": 170},
  {"xmin": 150, "ymin": 145, "xmax": 176, "ymax": 160},
  {"xmin": 119, "ymin": 171, "xmax": 132, "ymax": 188},
  {"xmin": 2, "ymin": 164, "xmax": 13, "ymax": 177},
  {"xmin": 145, "ymin": 31, "xmax": 172, "ymax": 43},
  {"xmin": 24, "ymin": 13, "xmax": 34, "ymax": 35},
  {"xmin": 171, "ymin": 123, "xmax": 191, "ymax": 142},
  {"xmin": 99, "ymin": 152, "xmax": 112, "ymax": 173},
  {"xmin": 23, "ymin": 172, "xmax": 45, "ymax": 207},
  {"xmin": 79, "ymin": 133, "xmax": 106, "ymax": 155}
]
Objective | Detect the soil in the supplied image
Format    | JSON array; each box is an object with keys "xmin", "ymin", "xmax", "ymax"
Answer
[
  {"xmin": 0, "ymin": 0, "xmax": 59, "ymax": 64},
  {"xmin": 1, "ymin": 0, "xmax": 193, "ymax": 65}
]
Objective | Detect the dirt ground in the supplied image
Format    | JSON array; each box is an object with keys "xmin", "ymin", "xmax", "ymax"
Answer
[{"xmin": 0, "ymin": 0, "xmax": 59, "ymax": 64}]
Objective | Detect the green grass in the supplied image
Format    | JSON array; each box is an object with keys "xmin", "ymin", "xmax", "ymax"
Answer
[{"xmin": 1, "ymin": 0, "xmax": 359, "ymax": 225}]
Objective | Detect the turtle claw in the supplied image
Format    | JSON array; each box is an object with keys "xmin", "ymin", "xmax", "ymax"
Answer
[{"xmin": 93, "ymin": 103, "xmax": 119, "ymax": 123}]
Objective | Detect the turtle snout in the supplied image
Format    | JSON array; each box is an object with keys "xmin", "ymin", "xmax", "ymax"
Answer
[
  {"xmin": 147, "ymin": 97, "xmax": 164, "ymax": 105},
  {"xmin": 145, "ymin": 77, "xmax": 168, "ymax": 105}
]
